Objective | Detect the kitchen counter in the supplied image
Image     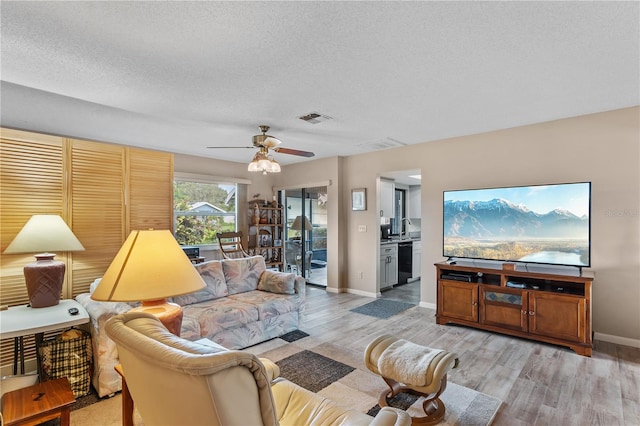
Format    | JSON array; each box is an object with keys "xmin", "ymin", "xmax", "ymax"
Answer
[{"xmin": 381, "ymin": 237, "xmax": 420, "ymax": 245}]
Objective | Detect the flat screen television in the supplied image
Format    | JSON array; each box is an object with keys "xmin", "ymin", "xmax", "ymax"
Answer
[{"xmin": 443, "ymin": 182, "xmax": 591, "ymax": 268}]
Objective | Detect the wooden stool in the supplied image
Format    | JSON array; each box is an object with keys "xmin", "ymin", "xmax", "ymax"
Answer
[
  {"xmin": 365, "ymin": 335, "xmax": 459, "ymax": 425},
  {"xmin": 1, "ymin": 377, "xmax": 75, "ymax": 426}
]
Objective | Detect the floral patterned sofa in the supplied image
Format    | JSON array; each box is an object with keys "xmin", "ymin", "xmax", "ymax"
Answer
[{"xmin": 75, "ymin": 255, "xmax": 306, "ymax": 397}]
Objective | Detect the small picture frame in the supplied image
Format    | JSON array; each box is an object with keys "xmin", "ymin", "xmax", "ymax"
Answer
[
  {"xmin": 352, "ymin": 188, "xmax": 367, "ymax": 211},
  {"xmin": 260, "ymin": 234, "xmax": 272, "ymax": 247}
]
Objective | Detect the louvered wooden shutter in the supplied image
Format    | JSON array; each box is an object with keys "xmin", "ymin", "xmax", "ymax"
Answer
[
  {"xmin": 127, "ymin": 147, "xmax": 174, "ymax": 233},
  {"xmin": 0, "ymin": 129, "xmax": 174, "ymax": 375},
  {"xmin": 68, "ymin": 139, "xmax": 126, "ymax": 297},
  {"xmin": 0, "ymin": 130, "xmax": 67, "ymax": 370},
  {"xmin": 0, "ymin": 129, "xmax": 66, "ymax": 306}
]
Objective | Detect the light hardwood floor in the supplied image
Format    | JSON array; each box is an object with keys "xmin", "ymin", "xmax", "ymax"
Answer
[
  {"xmin": 71, "ymin": 283, "xmax": 639, "ymax": 425},
  {"xmin": 300, "ymin": 284, "xmax": 640, "ymax": 425}
]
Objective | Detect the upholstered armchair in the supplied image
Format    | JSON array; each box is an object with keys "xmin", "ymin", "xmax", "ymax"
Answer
[{"xmin": 105, "ymin": 312, "xmax": 410, "ymax": 426}]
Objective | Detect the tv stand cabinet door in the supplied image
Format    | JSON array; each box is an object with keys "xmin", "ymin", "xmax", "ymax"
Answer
[
  {"xmin": 528, "ymin": 292, "xmax": 586, "ymax": 343},
  {"xmin": 480, "ymin": 287, "xmax": 528, "ymax": 332},
  {"xmin": 438, "ymin": 281, "xmax": 479, "ymax": 323}
]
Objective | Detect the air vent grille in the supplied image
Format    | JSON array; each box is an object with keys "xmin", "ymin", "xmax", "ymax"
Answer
[
  {"xmin": 298, "ymin": 112, "xmax": 332, "ymax": 124},
  {"xmin": 357, "ymin": 138, "xmax": 406, "ymax": 151}
]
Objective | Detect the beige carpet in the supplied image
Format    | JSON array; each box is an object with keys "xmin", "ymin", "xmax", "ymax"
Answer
[{"xmin": 71, "ymin": 337, "xmax": 501, "ymax": 426}]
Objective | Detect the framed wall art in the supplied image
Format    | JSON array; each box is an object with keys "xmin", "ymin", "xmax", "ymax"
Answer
[{"xmin": 351, "ymin": 188, "xmax": 367, "ymax": 211}]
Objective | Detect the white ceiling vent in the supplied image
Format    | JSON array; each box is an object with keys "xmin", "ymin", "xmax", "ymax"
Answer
[
  {"xmin": 357, "ymin": 138, "xmax": 406, "ymax": 151},
  {"xmin": 298, "ymin": 112, "xmax": 332, "ymax": 124}
]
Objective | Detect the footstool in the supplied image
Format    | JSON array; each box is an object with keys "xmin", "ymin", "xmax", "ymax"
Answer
[{"xmin": 364, "ymin": 335, "xmax": 459, "ymax": 425}]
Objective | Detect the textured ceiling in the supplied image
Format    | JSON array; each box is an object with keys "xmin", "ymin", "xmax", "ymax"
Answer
[{"xmin": 1, "ymin": 1, "xmax": 638, "ymax": 168}]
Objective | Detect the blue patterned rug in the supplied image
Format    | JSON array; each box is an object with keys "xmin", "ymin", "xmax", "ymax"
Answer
[{"xmin": 350, "ymin": 298, "xmax": 415, "ymax": 319}]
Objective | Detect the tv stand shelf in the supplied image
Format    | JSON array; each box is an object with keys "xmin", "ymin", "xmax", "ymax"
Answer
[{"xmin": 435, "ymin": 262, "xmax": 593, "ymax": 356}]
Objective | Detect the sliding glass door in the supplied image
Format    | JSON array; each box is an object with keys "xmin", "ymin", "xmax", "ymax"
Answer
[{"xmin": 282, "ymin": 186, "xmax": 327, "ymax": 286}]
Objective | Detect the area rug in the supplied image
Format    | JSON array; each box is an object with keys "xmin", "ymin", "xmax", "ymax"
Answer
[
  {"xmin": 350, "ymin": 298, "xmax": 415, "ymax": 319},
  {"xmin": 367, "ymin": 382, "xmax": 502, "ymax": 425},
  {"xmin": 274, "ymin": 349, "xmax": 501, "ymax": 426},
  {"xmin": 279, "ymin": 329, "xmax": 310, "ymax": 342},
  {"xmin": 275, "ymin": 350, "xmax": 355, "ymax": 393}
]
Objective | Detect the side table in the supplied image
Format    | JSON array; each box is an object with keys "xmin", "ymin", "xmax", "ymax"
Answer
[
  {"xmin": 114, "ymin": 364, "xmax": 134, "ymax": 426},
  {"xmin": 1, "ymin": 377, "xmax": 75, "ymax": 426},
  {"xmin": 0, "ymin": 299, "xmax": 89, "ymax": 376}
]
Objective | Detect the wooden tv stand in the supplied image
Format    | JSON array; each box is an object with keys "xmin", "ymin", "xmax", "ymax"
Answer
[{"xmin": 435, "ymin": 261, "xmax": 593, "ymax": 356}]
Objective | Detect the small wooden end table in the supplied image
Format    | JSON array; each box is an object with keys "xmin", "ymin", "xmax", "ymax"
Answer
[
  {"xmin": 1, "ymin": 377, "xmax": 75, "ymax": 426},
  {"xmin": 114, "ymin": 364, "xmax": 134, "ymax": 426}
]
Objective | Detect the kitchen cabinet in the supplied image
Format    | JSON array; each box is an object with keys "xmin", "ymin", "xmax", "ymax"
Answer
[
  {"xmin": 411, "ymin": 240, "xmax": 421, "ymax": 280},
  {"xmin": 380, "ymin": 179, "xmax": 395, "ymax": 219},
  {"xmin": 380, "ymin": 243, "xmax": 398, "ymax": 289},
  {"xmin": 408, "ymin": 186, "xmax": 421, "ymax": 218}
]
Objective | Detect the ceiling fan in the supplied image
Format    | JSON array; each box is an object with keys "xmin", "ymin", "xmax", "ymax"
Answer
[{"xmin": 207, "ymin": 125, "xmax": 315, "ymax": 174}]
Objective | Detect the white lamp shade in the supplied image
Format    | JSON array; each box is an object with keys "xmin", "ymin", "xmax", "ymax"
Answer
[
  {"xmin": 91, "ymin": 230, "xmax": 206, "ymax": 302},
  {"xmin": 4, "ymin": 215, "xmax": 85, "ymax": 254},
  {"xmin": 291, "ymin": 215, "xmax": 312, "ymax": 231}
]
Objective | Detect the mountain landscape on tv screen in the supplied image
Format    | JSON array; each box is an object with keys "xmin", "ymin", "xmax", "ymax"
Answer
[{"xmin": 444, "ymin": 198, "xmax": 590, "ymax": 266}]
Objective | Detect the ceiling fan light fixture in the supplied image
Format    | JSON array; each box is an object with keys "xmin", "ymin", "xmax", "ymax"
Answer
[
  {"xmin": 247, "ymin": 159, "xmax": 259, "ymax": 172},
  {"xmin": 248, "ymin": 150, "xmax": 281, "ymax": 174},
  {"xmin": 267, "ymin": 156, "xmax": 281, "ymax": 173}
]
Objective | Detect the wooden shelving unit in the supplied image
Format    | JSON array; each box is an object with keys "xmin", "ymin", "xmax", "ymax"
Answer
[
  {"xmin": 435, "ymin": 261, "xmax": 594, "ymax": 356},
  {"xmin": 247, "ymin": 201, "xmax": 284, "ymax": 271}
]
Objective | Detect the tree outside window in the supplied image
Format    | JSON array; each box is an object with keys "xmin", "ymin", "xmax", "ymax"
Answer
[{"xmin": 174, "ymin": 181, "xmax": 237, "ymax": 245}]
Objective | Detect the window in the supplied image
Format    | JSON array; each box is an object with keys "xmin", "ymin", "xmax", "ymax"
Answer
[
  {"xmin": 392, "ymin": 188, "xmax": 406, "ymax": 235},
  {"xmin": 173, "ymin": 179, "xmax": 237, "ymax": 246}
]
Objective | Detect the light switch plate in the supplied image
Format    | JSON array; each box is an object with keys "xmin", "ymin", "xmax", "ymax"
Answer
[{"xmin": 358, "ymin": 225, "xmax": 367, "ymax": 232}]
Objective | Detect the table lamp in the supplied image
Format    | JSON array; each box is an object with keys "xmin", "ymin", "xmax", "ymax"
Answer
[
  {"xmin": 291, "ymin": 215, "xmax": 312, "ymax": 238},
  {"xmin": 90, "ymin": 229, "xmax": 206, "ymax": 335},
  {"xmin": 3, "ymin": 215, "xmax": 85, "ymax": 308}
]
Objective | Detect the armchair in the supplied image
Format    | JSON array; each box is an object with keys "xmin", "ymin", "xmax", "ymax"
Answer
[{"xmin": 106, "ymin": 312, "xmax": 411, "ymax": 426}]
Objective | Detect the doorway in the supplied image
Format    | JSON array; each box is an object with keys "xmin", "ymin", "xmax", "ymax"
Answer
[
  {"xmin": 378, "ymin": 170, "xmax": 421, "ymax": 302},
  {"xmin": 281, "ymin": 186, "xmax": 328, "ymax": 286}
]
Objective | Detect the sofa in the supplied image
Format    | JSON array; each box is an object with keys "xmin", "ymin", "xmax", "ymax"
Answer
[{"xmin": 76, "ymin": 255, "xmax": 306, "ymax": 397}]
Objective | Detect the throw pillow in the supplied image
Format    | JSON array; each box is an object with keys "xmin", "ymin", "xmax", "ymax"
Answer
[
  {"xmin": 172, "ymin": 261, "xmax": 228, "ymax": 305},
  {"xmin": 258, "ymin": 270, "xmax": 296, "ymax": 295},
  {"xmin": 222, "ymin": 255, "xmax": 266, "ymax": 294},
  {"xmin": 89, "ymin": 278, "xmax": 101, "ymax": 294}
]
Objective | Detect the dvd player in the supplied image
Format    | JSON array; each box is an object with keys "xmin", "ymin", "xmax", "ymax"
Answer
[{"xmin": 441, "ymin": 273, "xmax": 474, "ymax": 282}]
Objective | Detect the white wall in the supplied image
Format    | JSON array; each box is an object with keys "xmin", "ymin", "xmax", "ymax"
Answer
[{"xmin": 341, "ymin": 107, "xmax": 640, "ymax": 344}]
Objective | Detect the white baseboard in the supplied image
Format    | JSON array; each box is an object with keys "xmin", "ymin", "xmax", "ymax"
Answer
[
  {"xmin": 345, "ymin": 288, "xmax": 378, "ymax": 298},
  {"xmin": 594, "ymin": 332, "xmax": 640, "ymax": 349},
  {"xmin": 420, "ymin": 301, "xmax": 436, "ymax": 310}
]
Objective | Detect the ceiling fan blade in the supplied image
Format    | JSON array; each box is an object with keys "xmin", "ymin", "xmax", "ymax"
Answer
[
  {"xmin": 206, "ymin": 146, "xmax": 254, "ymax": 149},
  {"xmin": 274, "ymin": 147, "xmax": 315, "ymax": 157}
]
